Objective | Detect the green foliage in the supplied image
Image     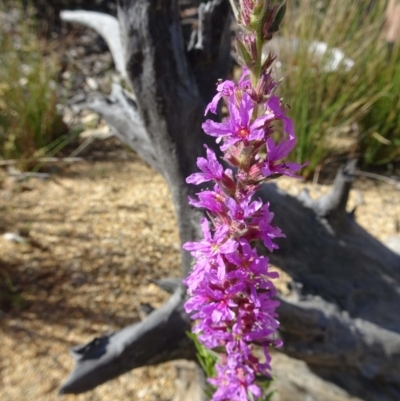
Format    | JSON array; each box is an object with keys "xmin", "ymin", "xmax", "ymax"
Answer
[
  {"xmin": 0, "ymin": 3, "xmax": 66, "ymax": 169},
  {"xmin": 276, "ymin": 0, "xmax": 400, "ymax": 176},
  {"xmin": 187, "ymin": 332, "xmax": 219, "ymax": 378},
  {"xmin": 187, "ymin": 332, "xmax": 276, "ymax": 400},
  {"xmin": 257, "ymin": 375, "xmax": 275, "ymax": 401},
  {"xmin": 358, "ymin": 47, "xmax": 400, "ymax": 165},
  {"xmin": 187, "ymin": 331, "xmax": 218, "ymax": 399}
]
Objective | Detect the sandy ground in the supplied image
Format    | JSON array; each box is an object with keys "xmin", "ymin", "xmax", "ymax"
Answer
[{"xmin": 0, "ymin": 140, "xmax": 399, "ymax": 401}]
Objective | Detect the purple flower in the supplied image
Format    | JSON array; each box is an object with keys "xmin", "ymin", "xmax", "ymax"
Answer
[
  {"xmin": 202, "ymin": 287, "xmax": 238, "ymax": 323},
  {"xmin": 205, "ymin": 80, "xmax": 235, "ymax": 115},
  {"xmin": 251, "ymin": 203, "xmax": 285, "ymax": 251},
  {"xmin": 205, "ymin": 69, "xmax": 251, "ymax": 116},
  {"xmin": 183, "ymin": 219, "xmax": 238, "ymax": 278},
  {"xmin": 261, "ymin": 137, "xmax": 304, "ymax": 178},
  {"xmin": 183, "ymin": 257, "xmax": 212, "ymax": 293},
  {"xmin": 225, "ymin": 239, "xmax": 267, "ymax": 276},
  {"xmin": 238, "ymin": 67, "xmax": 251, "ymax": 89},
  {"xmin": 187, "ymin": 146, "xmax": 224, "ymax": 185},
  {"xmin": 183, "ymin": 219, "xmax": 236, "ymax": 256},
  {"xmin": 266, "ymin": 96, "xmax": 295, "ymax": 140},
  {"xmin": 209, "ymin": 363, "xmax": 262, "ymax": 401},
  {"xmin": 189, "ymin": 190, "xmax": 227, "ymax": 215},
  {"xmin": 203, "ymin": 93, "xmax": 273, "ymax": 151},
  {"xmin": 226, "ymin": 196, "xmax": 263, "ymax": 223},
  {"xmin": 185, "ymin": 288, "xmax": 237, "ymax": 325}
]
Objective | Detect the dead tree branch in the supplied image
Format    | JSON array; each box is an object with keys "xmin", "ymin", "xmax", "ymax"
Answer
[{"xmin": 59, "ymin": 286, "xmax": 194, "ymax": 394}]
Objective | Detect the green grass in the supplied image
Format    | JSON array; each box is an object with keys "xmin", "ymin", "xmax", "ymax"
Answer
[
  {"xmin": 0, "ymin": 3, "xmax": 66, "ymax": 169},
  {"xmin": 358, "ymin": 47, "xmax": 400, "ymax": 165},
  {"xmin": 274, "ymin": 0, "xmax": 400, "ymax": 177}
]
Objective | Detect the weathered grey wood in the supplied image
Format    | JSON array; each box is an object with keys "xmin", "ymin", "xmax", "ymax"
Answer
[
  {"xmin": 187, "ymin": 0, "xmax": 232, "ymax": 103},
  {"xmin": 59, "ymin": 287, "xmax": 194, "ymax": 394},
  {"xmin": 60, "ymin": 10, "xmax": 127, "ymax": 79},
  {"xmin": 265, "ymin": 174, "xmax": 400, "ymax": 333},
  {"xmin": 151, "ymin": 277, "xmax": 182, "ymax": 294},
  {"xmin": 86, "ymin": 83, "xmax": 161, "ymax": 174},
  {"xmin": 117, "ymin": 0, "xmax": 231, "ymax": 276},
  {"xmin": 298, "ymin": 159, "xmax": 357, "ymax": 227}
]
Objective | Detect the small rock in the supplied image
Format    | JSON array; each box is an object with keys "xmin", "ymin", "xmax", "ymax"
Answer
[
  {"xmin": 70, "ymin": 272, "xmax": 87, "ymax": 287},
  {"xmin": 271, "ymin": 352, "xmax": 363, "ymax": 401},
  {"xmin": 68, "ymin": 91, "xmax": 86, "ymax": 105},
  {"xmin": 385, "ymin": 236, "xmax": 400, "ymax": 255},
  {"xmin": 172, "ymin": 361, "xmax": 205, "ymax": 401},
  {"xmin": 86, "ymin": 77, "xmax": 99, "ymax": 91},
  {"xmin": 81, "ymin": 112, "xmax": 100, "ymax": 128},
  {"xmin": 62, "ymin": 70, "xmax": 71, "ymax": 80},
  {"xmin": 80, "ymin": 125, "xmax": 112, "ymax": 140},
  {"xmin": 3, "ymin": 232, "xmax": 27, "ymax": 244},
  {"xmin": 61, "ymin": 107, "xmax": 75, "ymax": 125}
]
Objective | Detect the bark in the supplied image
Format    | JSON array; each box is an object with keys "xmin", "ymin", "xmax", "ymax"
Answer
[
  {"xmin": 60, "ymin": 10, "xmax": 127, "ymax": 78},
  {"xmin": 86, "ymin": 83, "xmax": 161, "ymax": 174},
  {"xmin": 59, "ymin": 287, "xmax": 194, "ymax": 394},
  {"xmin": 59, "ymin": 1, "xmax": 400, "ymax": 400}
]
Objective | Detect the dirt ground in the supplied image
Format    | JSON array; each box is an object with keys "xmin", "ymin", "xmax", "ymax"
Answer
[{"xmin": 0, "ymin": 139, "xmax": 399, "ymax": 401}]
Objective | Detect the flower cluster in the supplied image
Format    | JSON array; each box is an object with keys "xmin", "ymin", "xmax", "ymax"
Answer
[{"xmin": 183, "ymin": 66, "xmax": 302, "ymax": 401}]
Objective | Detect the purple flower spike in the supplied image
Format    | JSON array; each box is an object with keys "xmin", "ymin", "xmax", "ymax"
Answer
[{"xmin": 184, "ymin": 63, "xmax": 303, "ymax": 401}]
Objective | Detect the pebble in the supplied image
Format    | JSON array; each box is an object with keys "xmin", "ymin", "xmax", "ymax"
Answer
[
  {"xmin": 385, "ymin": 236, "xmax": 400, "ymax": 255},
  {"xmin": 2, "ymin": 232, "xmax": 27, "ymax": 244}
]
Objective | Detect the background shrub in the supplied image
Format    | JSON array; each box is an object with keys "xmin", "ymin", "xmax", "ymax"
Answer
[{"xmin": 0, "ymin": 3, "xmax": 66, "ymax": 169}]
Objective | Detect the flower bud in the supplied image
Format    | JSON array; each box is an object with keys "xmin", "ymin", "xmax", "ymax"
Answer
[
  {"xmin": 239, "ymin": 0, "xmax": 255, "ymax": 27},
  {"xmin": 249, "ymin": 0, "xmax": 270, "ymax": 30},
  {"xmin": 236, "ymin": 37, "xmax": 255, "ymax": 69},
  {"xmin": 262, "ymin": 2, "xmax": 286, "ymax": 40}
]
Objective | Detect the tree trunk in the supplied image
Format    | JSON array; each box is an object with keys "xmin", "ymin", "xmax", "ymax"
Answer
[{"xmin": 59, "ymin": 1, "xmax": 400, "ymax": 400}]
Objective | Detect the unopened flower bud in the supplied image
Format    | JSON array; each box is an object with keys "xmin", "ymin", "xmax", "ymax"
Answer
[
  {"xmin": 236, "ymin": 37, "xmax": 255, "ymax": 69},
  {"xmin": 249, "ymin": 0, "xmax": 270, "ymax": 30},
  {"xmin": 239, "ymin": 0, "xmax": 255, "ymax": 27}
]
